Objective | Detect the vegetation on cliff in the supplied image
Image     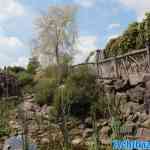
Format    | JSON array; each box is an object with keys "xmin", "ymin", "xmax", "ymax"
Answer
[{"xmin": 104, "ymin": 12, "xmax": 150, "ymax": 57}]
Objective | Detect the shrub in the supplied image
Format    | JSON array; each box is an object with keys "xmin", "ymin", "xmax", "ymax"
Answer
[
  {"xmin": 27, "ymin": 57, "xmax": 39, "ymax": 74},
  {"xmin": 54, "ymin": 66, "xmax": 98, "ymax": 118},
  {"xmin": 44, "ymin": 64, "xmax": 69, "ymax": 83},
  {"xmin": 34, "ymin": 78, "xmax": 57, "ymax": 106},
  {"xmin": 17, "ymin": 71, "xmax": 33, "ymax": 87}
]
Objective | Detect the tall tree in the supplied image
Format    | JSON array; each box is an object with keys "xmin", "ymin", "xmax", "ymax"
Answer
[{"xmin": 35, "ymin": 5, "xmax": 77, "ymax": 65}]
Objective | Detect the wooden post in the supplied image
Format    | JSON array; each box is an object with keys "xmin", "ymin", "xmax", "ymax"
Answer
[
  {"xmin": 146, "ymin": 41, "xmax": 150, "ymax": 69},
  {"xmin": 113, "ymin": 56, "xmax": 119, "ymax": 78},
  {"xmin": 96, "ymin": 49, "xmax": 102, "ymax": 78}
]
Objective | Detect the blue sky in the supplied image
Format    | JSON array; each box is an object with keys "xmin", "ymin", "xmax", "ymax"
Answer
[{"xmin": 0, "ymin": 0, "xmax": 150, "ymax": 67}]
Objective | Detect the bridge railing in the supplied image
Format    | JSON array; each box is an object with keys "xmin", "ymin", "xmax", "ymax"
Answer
[{"xmin": 72, "ymin": 46, "xmax": 150, "ymax": 79}]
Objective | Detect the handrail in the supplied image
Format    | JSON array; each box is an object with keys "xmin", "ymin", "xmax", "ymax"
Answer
[{"xmin": 72, "ymin": 48, "xmax": 147, "ymax": 68}]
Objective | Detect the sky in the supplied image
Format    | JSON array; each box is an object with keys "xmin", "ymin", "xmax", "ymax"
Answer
[{"xmin": 0, "ymin": 0, "xmax": 150, "ymax": 67}]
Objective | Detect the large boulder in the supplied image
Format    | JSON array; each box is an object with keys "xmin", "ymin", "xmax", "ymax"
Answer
[
  {"xmin": 144, "ymin": 91, "xmax": 150, "ymax": 114},
  {"xmin": 82, "ymin": 128, "xmax": 93, "ymax": 138},
  {"xmin": 142, "ymin": 118, "xmax": 150, "ymax": 129},
  {"xmin": 143, "ymin": 74, "xmax": 150, "ymax": 83},
  {"xmin": 84, "ymin": 117, "xmax": 92, "ymax": 128},
  {"xmin": 99, "ymin": 126, "xmax": 111, "ymax": 145},
  {"xmin": 71, "ymin": 137, "xmax": 83, "ymax": 146},
  {"xmin": 127, "ymin": 86, "xmax": 144, "ymax": 103},
  {"xmin": 129, "ymin": 74, "xmax": 143, "ymax": 86},
  {"xmin": 104, "ymin": 85, "xmax": 115, "ymax": 94},
  {"xmin": 121, "ymin": 102, "xmax": 142, "ymax": 116},
  {"xmin": 114, "ymin": 79, "xmax": 130, "ymax": 92},
  {"xmin": 138, "ymin": 112, "xmax": 150, "ymax": 123}
]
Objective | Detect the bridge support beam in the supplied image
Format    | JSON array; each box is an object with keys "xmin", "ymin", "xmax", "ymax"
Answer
[
  {"xmin": 146, "ymin": 41, "xmax": 150, "ymax": 68},
  {"xmin": 113, "ymin": 57, "xmax": 119, "ymax": 78}
]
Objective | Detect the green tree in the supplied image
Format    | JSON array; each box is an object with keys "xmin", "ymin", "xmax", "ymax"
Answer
[{"xmin": 27, "ymin": 57, "xmax": 39, "ymax": 74}]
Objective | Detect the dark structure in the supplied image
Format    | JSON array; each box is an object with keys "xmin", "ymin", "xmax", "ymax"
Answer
[{"xmin": 0, "ymin": 72, "xmax": 20, "ymax": 97}]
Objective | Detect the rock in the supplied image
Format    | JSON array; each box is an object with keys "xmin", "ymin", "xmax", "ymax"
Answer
[
  {"xmin": 78, "ymin": 124, "xmax": 85, "ymax": 130},
  {"xmin": 144, "ymin": 91, "xmax": 150, "ymax": 114},
  {"xmin": 145, "ymin": 81, "xmax": 150, "ymax": 89},
  {"xmin": 116, "ymin": 92, "xmax": 128, "ymax": 101},
  {"xmin": 40, "ymin": 105, "xmax": 54, "ymax": 115},
  {"xmin": 72, "ymin": 137, "xmax": 83, "ymax": 146},
  {"xmin": 138, "ymin": 112, "xmax": 150, "ymax": 123},
  {"xmin": 129, "ymin": 74, "xmax": 143, "ymax": 86},
  {"xmin": 104, "ymin": 85, "xmax": 115, "ymax": 94},
  {"xmin": 142, "ymin": 118, "xmax": 150, "ymax": 128},
  {"xmin": 0, "ymin": 143, "xmax": 3, "ymax": 150},
  {"xmin": 99, "ymin": 126, "xmax": 111, "ymax": 144},
  {"xmin": 127, "ymin": 86, "xmax": 144, "ymax": 103},
  {"xmin": 114, "ymin": 79, "xmax": 129, "ymax": 91},
  {"xmin": 82, "ymin": 128, "xmax": 93, "ymax": 138},
  {"xmin": 103, "ymin": 79, "xmax": 114, "ymax": 85},
  {"xmin": 101, "ymin": 121, "xmax": 109, "ymax": 127},
  {"xmin": 22, "ymin": 101, "xmax": 34, "ymax": 111},
  {"xmin": 70, "ymin": 128, "xmax": 83, "ymax": 137},
  {"xmin": 127, "ymin": 113, "xmax": 139, "ymax": 123},
  {"xmin": 100, "ymin": 138, "xmax": 111, "ymax": 145},
  {"xmin": 41, "ymin": 138, "xmax": 49, "ymax": 144},
  {"xmin": 84, "ymin": 117, "xmax": 92, "ymax": 128},
  {"xmin": 100, "ymin": 126, "xmax": 111, "ymax": 135},
  {"xmin": 143, "ymin": 74, "xmax": 150, "ymax": 83},
  {"xmin": 122, "ymin": 102, "xmax": 141, "ymax": 116},
  {"xmin": 9, "ymin": 120, "xmax": 21, "ymax": 130}
]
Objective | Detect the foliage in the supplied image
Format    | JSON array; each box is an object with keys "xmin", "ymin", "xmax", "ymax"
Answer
[
  {"xmin": 104, "ymin": 12, "xmax": 150, "ymax": 57},
  {"xmin": 54, "ymin": 85, "xmax": 71, "ymax": 150},
  {"xmin": 34, "ymin": 78, "xmax": 57, "ymax": 105},
  {"xmin": 0, "ymin": 100, "xmax": 17, "ymax": 137},
  {"xmin": 36, "ymin": 65, "xmax": 99, "ymax": 118},
  {"xmin": 61, "ymin": 66, "xmax": 98, "ymax": 118},
  {"xmin": 43, "ymin": 64, "xmax": 69, "ymax": 83},
  {"xmin": 27, "ymin": 57, "xmax": 39, "ymax": 74},
  {"xmin": 7, "ymin": 66, "xmax": 26, "ymax": 74},
  {"xmin": 17, "ymin": 71, "xmax": 33, "ymax": 87}
]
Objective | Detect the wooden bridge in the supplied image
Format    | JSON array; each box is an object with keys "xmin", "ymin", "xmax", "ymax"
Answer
[{"xmin": 73, "ymin": 45, "xmax": 150, "ymax": 80}]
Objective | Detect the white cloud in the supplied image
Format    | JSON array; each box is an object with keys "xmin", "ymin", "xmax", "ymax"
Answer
[
  {"xmin": 119, "ymin": 0, "xmax": 150, "ymax": 21},
  {"xmin": 0, "ymin": 35, "xmax": 29, "ymax": 67},
  {"xmin": 0, "ymin": 0, "xmax": 25, "ymax": 20},
  {"xmin": 0, "ymin": 36, "xmax": 24, "ymax": 56},
  {"xmin": 108, "ymin": 23, "xmax": 121, "ymax": 29},
  {"xmin": 74, "ymin": 0, "xmax": 96, "ymax": 8},
  {"xmin": 74, "ymin": 35, "xmax": 98, "ymax": 64},
  {"xmin": 12, "ymin": 56, "xmax": 29, "ymax": 67},
  {"xmin": 107, "ymin": 34, "xmax": 119, "ymax": 42}
]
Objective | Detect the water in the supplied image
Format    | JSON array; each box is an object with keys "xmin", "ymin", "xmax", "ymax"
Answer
[{"xmin": 3, "ymin": 135, "xmax": 37, "ymax": 150}]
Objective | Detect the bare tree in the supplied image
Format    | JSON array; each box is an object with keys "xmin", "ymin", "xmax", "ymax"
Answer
[{"xmin": 34, "ymin": 5, "xmax": 77, "ymax": 65}]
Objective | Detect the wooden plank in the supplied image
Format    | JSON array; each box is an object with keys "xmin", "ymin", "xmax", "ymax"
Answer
[{"xmin": 72, "ymin": 49, "xmax": 147, "ymax": 68}]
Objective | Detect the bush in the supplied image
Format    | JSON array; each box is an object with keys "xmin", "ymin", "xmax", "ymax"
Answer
[
  {"xmin": 27, "ymin": 57, "xmax": 39, "ymax": 74},
  {"xmin": 53, "ymin": 66, "xmax": 98, "ymax": 118},
  {"xmin": 44, "ymin": 64, "xmax": 69, "ymax": 83},
  {"xmin": 34, "ymin": 78, "xmax": 57, "ymax": 106},
  {"xmin": 17, "ymin": 71, "xmax": 33, "ymax": 87}
]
